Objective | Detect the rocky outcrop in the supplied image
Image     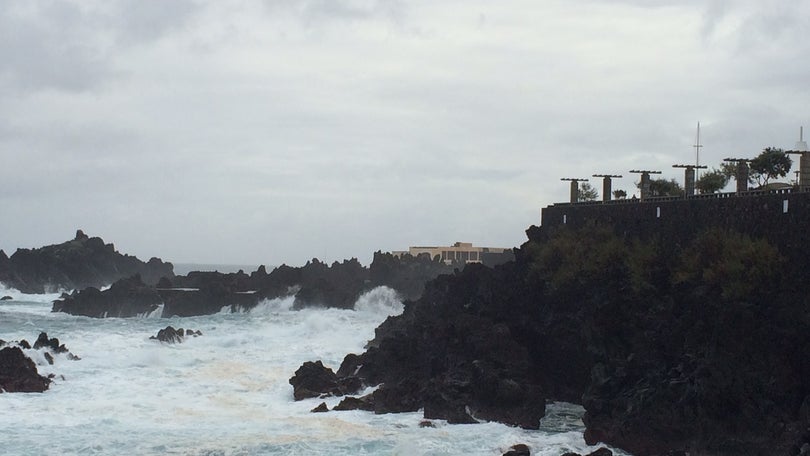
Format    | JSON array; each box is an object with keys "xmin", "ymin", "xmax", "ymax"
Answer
[
  {"xmin": 0, "ymin": 230, "xmax": 173, "ymax": 293},
  {"xmin": 293, "ymin": 263, "xmax": 547, "ymax": 428},
  {"xmin": 52, "ymin": 274, "xmax": 162, "ymax": 318},
  {"xmin": 53, "ymin": 250, "xmax": 477, "ymax": 318},
  {"xmin": 291, "ymin": 220, "xmax": 810, "ymax": 455},
  {"xmin": 368, "ymin": 251, "xmax": 457, "ymax": 301},
  {"xmin": 149, "ymin": 326, "xmax": 202, "ymax": 343},
  {"xmin": 0, "ymin": 346, "xmax": 51, "ymax": 393},
  {"xmin": 32, "ymin": 332, "xmax": 69, "ymax": 354},
  {"xmin": 288, "ymin": 361, "xmax": 361, "ymax": 401},
  {"xmin": 502, "ymin": 444, "xmax": 531, "ymax": 456}
]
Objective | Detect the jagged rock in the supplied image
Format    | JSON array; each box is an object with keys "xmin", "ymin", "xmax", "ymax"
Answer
[
  {"xmin": 418, "ymin": 420, "xmax": 435, "ymax": 428},
  {"xmin": 43, "ymin": 352, "xmax": 54, "ymax": 365},
  {"xmin": 289, "ymin": 361, "xmax": 361, "ymax": 401},
  {"xmin": 310, "ymin": 402, "xmax": 329, "ymax": 413},
  {"xmin": 159, "ymin": 285, "xmax": 259, "ymax": 317},
  {"xmin": 0, "ymin": 296, "xmax": 12, "ymax": 301},
  {"xmin": 33, "ymin": 332, "xmax": 69, "ymax": 353},
  {"xmin": 0, "ymin": 231, "xmax": 173, "ymax": 294},
  {"xmin": 150, "ymin": 326, "xmax": 200, "ymax": 344},
  {"xmin": 0, "ymin": 347, "xmax": 51, "ymax": 392},
  {"xmin": 18, "ymin": 340, "xmax": 31, "ymax": 349},
  {"xmin": 502, "ymin": 444, "xmax": 530, "ymax": 456},
  {"xmin": 53, "ymin": 274, "xmax": 162, "ymax": 318},
  {"xmin": 333, "ymin": 395, "xmax": 375, "ymax": 412}
]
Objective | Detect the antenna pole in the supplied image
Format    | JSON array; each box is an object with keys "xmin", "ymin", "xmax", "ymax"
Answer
[{"xmin": 693, "ymin": 122, "xmax": 703, "ymax": 181}]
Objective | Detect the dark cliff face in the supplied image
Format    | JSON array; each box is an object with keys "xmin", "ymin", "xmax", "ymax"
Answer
[
  {"xmin": 51, "ymin": 251, "xmax": 485, "ymax": 318},
  {"xmin": 292, "ymin": 193, "xmax": 810, "ymax": 455},
  {"xmin": 1, "ymin": 230, "xmax": 174, "ymax": 294}
]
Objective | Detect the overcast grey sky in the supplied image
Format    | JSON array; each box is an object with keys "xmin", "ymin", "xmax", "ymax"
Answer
[{"xmin": 1, "ymin": 0, "xmax": 808, "ymax": 266}]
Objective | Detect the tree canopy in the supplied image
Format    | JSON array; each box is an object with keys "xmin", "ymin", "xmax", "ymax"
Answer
[
  {"xmin": 749, "ymin": 147, "xmax": 792, "ymax": 188},
  {"xmin": 578, "ymin": 182, "xmax": 599, "ymax": 202},
  {"xmin": 696, "ymin": 168, "xmax": 729, "ymax": 194},
  {"xmin": 638, "ymin": 178, "xmax": 683, "ymax": 197}
]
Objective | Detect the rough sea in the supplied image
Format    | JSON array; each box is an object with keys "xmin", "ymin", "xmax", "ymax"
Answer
[{"xmin": 0, "ymin": 284, "xmax": 626, "ymax": 456}]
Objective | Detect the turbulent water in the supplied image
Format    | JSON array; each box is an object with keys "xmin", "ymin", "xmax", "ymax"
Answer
[{"xmin": 0, "ymin": 284, "xmax": 624, "ymax": 456}]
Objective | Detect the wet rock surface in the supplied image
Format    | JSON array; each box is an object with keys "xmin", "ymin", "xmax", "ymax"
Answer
[
  {"xmin": 288, "ymin": 361, "xmax": 361, "ymax": 401},
  {"xmin": 0, "ymin": 346, "xmax": 51, "ymax": 393},
  {"xmin": 52, "ymin": 274, "xmax": 163, "ymax": 318},
  {"xmin": 150, "ymin": 326, "xmax": 202, "ymax": 344}
]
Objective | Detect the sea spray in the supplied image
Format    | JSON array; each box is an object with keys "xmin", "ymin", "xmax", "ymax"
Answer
[{"xmin": 0, "ymin": 288, "xmax": 626, "ymax": 456}]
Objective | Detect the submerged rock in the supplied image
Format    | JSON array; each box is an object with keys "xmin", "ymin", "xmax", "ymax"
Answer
[
  {"xmin": 310, "ymin": 402, "xmax": 329, "ymax": 413},
  {"xmin": 0, "ymin": 347, "xmax": 51, "ymax": 393},
  {"xmin": 333, "ymin": 395, "xmax": 375, "ymax": 412},
  {"xmin": 0, "ymin": 295, "xmax": 12, "ymax": 301}
]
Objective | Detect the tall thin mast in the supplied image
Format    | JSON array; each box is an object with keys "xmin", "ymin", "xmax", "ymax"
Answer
[{"xmin": 693, "ymin": 122, "xmax": 703, "ymax": 180}]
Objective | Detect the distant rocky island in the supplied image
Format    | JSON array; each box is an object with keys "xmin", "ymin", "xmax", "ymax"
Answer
[{"xmin": 0, "ymin": 230, "xmax": 172, "ymax": 294}]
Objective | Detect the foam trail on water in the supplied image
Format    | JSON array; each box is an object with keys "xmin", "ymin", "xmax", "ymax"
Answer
[{"xmin": 0, "ymin": 289, "xmax": 629, "ymax": 456}]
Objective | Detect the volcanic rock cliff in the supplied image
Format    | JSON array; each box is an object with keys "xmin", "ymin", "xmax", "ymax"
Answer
[
  {"xmin": 51, "ymin": 251, "xmax": 467, "ymax": 318},
  {"xmin": 0, "ymin": 230, "xmax": 173, "ymax": 294},
  {"xmin": 292, "ymin": 193, "xmax": 810, "ymax": 456}
]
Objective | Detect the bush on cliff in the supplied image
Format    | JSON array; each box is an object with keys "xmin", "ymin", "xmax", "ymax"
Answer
[{"xmin": 294, "ymin": 223, "xmax": 810, "ymax": 455}]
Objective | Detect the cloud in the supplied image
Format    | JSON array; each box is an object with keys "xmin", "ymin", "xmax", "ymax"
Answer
[{"xmin": 1, "ymin": 0, "xmax": 809, "ymax": 265}]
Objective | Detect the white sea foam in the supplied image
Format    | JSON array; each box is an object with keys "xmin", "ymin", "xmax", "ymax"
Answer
[
  {"xmin": 0, "ymin": 296, "xmax": 629, "ymax": 456},
  {"xmin": 0, "ymin": 282, "xmax": 64, "ymax": 304},
  {"xmin": 353, "ymin": 286, "xmax": 404, "ymax": 317}
]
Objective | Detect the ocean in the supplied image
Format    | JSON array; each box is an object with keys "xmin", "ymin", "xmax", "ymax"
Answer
[{"xmin": 0, "ymin": 284, "xmax": 625, "ymax": 456}]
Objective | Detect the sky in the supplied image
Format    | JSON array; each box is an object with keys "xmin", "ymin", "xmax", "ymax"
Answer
[{"xmin": 1, "ymin": 0, "xmax": 809, "ymax": 267}]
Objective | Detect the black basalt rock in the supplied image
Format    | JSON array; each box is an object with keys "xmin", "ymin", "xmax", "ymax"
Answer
[
  {"xmin": 502, "ymin": 444, "xmax": 530, "ymax": 456},
  {"xmin": 288, "ymin": 360, "xmax": 361, "ymax": 401},
  {"xmin": 150, "ymin": 326, "xmax": 201, "ymax": 344},
  {"xmin": 0, "ymin": 346, "xmax": 51, "ymax": 393},
  {"xmin": 53, "ymin": 274, "xmax": 163, "ymax": 318},
  {"xmin": 0, "ymin": 296, "xmax": 12, "ymax": 301},
  {"xmin": 33, "ymin": 332, "xmax": 69, "ymax": 354},
  {"xmin": 2, "ymin": 231, "xmax": 174, "ymax": 294}
]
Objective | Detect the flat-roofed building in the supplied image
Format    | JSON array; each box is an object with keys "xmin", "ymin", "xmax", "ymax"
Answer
[{"xmin": 392, "ymin": 242, "xmax": 513, "ymax": 266}]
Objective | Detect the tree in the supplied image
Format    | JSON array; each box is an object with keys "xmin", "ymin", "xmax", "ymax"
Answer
[
  {"xmin": 613, "ymin": 189, "xmax": 627, "ymax": 200},
  {"xmin": 578, "ymin": 182, "xmax": 599, "ymax": 202},
  {"xmin": 720, "ymin": 162, "xmax": 754, "ymax": 188},
  {"xmin": 638, "ymin": 178, "xmax": 683, "ymax": 197},
  {"xmin": 749, "ymin": 147, "xmax": 792, "ymax": 188},
  {"xmin": 696, "ymin": 168, "xmax": 729, "ymax": 194}
]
